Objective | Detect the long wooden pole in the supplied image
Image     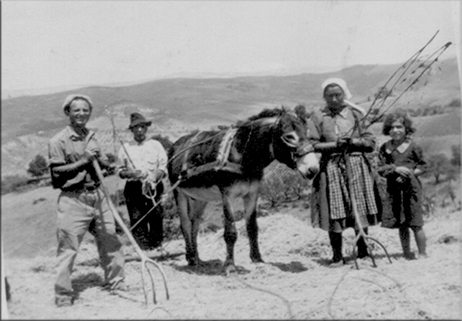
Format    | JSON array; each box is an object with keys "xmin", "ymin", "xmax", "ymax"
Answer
[{"xmin": 92, "ymin": 160, "xmax": 169, "ymax": 304}]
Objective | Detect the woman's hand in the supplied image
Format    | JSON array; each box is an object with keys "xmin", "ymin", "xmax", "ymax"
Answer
[{"xmin": 337, "ymin": 137, "xmax": 351, "ymax": 150}]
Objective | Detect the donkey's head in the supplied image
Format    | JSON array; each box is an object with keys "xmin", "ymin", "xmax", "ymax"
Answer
[{"xmin": 271, "ymin": 109, "xmax": 319, "ymax": 179}]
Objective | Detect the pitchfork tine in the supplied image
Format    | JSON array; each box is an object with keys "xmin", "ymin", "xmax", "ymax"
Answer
[
  {"xmin": 352, "ymin": 234, "xmax": 392, "ymax": 270},
  {"xmin": 92, "ymin": 160, "xmax": 169, "ymax": 305},
  {"xmin": 144, "ymin": 259, "xmax": 170, "ymax": 304}
]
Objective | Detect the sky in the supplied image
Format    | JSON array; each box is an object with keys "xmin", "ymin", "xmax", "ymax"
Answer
[{"xmin": 2, "ymin": 1, "xmax": 460, "ymax": 94}]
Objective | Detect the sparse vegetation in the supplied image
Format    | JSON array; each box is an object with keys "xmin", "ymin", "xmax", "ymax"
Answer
[
  {"xmin": 260, "ymin": 162, "xmax": 311, "ymax": 209},
  {"xmin": 150, "ymin": 134, "xmax": 174, "ymax": 150},
  {"xmin": 448, "ymin": 98, "xmax": 460, "ymax": 107},
  {"xmin": 421, "ymin": 148, "xmax": 461, "ymax": 185},
  {"xmin": 425, "ymin": 153, "xmax": 452, "ymax": 184},
  {"xmin": 408, "ymin": 101, "xmax": 459, "ymax": 118},
  {"xmin": 450, "ymin": 144, "xmax": 461, "ymax": 167},
  {"xmin": 1, "ymin": 175, "xmax": 30, "ymax": 195},
  {"xmin": 105, "ymin": 152, "xmax": 117, "ymax": 164},
  {"xmin": 27, "ymin": 154, "xmax": 48, "ymax": 178},
  {"xmin": 374, "ymin": 85, "xmax": 393, "ymax": 99}
]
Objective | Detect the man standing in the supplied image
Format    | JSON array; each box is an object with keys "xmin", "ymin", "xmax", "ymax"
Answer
[
  {"xmin": 48, "ymin": 94, "xmax": 126, "ymax": 307},
  {"xmin": 117, "ymin": 112, "xmax": 168, "ymax": 250}
]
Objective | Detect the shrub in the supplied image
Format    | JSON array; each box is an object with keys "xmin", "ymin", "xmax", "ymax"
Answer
[
  {"xmin": 260, "ymin": 162, "xmax": 311, "ymax": 209},
  {"xmin": 162, "ymin": 193, "xmax": 182, "ymax": 241},
  {"xmin": 423, "ymin": 153, "xmax": 452, "ymax": 184},
  {"xmin": 27, "ymin": 154, "xmax": 48, "ymax": 177},
  {"xmin": 105, "ymin": 153, "xmax": 117, "ymax": 164},
  {"xmin": 450, "ymin": 145, "xmax": 461, "ymax": 167},
  {"xmin": 448, "ymin": 98, "xmax": 460, "ymax": 107},
  {"xmin": 150, "ymin": 134, "xmax": 174, "ymax": 151}
]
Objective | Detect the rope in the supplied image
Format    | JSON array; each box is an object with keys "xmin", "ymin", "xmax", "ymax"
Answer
[
  {"xmin": 230, "ymin": 273, "xmax": 294, "ymax": 319},
  {"xmin": 129, "ymin": 179, "xmax": 183, "ymax": 233}
]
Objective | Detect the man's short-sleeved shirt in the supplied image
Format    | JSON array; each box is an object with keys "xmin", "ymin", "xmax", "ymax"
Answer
[{"xmin": 48, "ymin": 126, "xmax": 101, "ymax": 190}]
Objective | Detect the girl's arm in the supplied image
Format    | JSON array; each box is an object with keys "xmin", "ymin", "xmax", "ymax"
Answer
[{"xmin": 376, "ymin": 144, "xmax": 396, "ymax": 177}]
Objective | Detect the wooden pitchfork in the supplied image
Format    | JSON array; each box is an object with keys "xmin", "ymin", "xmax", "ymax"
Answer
[
  {"xmin": 343, "ymin": 154, "xmax": 392, "ymax": 269},
  {"xmin": 92, "ymin": 160, "xmax": 170, "ymax": 305}
]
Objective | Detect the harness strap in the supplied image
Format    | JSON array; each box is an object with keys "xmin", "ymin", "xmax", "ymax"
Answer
[
  {"xmin": 185, "ymin": 161, "xmax": 243, "ymax": 178},
  {"xmin": 180, "ymin": 131, "xmax": 203, "ymax": 178},
  {"xmin": 216, "ymin": 128, "xmax": 237, "ymax": 169},
  {"xmin": 180, "ymin": 128, "xmax": 243, "ymax": 180}
]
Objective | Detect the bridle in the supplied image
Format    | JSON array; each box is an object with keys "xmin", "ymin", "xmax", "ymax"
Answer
[{"xmin": 268, "ymin": 111, "xmax": 314, "ymax": 166}]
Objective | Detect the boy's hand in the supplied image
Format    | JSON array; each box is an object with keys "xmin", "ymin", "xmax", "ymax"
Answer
[
  {"xmin": 81, "ymin": 148, "xmax": 100, "ymax": 164},
  {"xmin": 395, "ymin": 166, "xmax": 412, "ymax": 177}
]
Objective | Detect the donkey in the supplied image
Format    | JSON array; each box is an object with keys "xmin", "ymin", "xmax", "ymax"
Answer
[{"xmin": 167, "ymin": 107, "xmax": 319, "ymax": 273}]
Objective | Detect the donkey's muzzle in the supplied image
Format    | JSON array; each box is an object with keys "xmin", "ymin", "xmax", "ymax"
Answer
[{"xmin": 296, "ymin": 152, "xmax": 319, "ymax": 180}]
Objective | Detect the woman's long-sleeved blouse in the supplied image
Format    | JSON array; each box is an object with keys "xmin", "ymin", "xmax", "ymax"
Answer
[{"xmin": 308, "ymin": 105, "xmax": 376, "ymax": 153}]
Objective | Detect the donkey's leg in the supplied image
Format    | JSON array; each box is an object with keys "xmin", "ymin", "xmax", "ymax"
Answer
[
  {"xmin": 244, "ymin": 189, "xmax": 264, "ymax": 263},
  {"xmin": 175, "ymin": 190, "xmax": 197, "ymax": 266},
  {"xmin": 221, "ymin": 194, "xmax": 238, "ymax": 273},
  {"xmin": 189, "ymin": 199, "xmax": 208, "ymax": 265}
]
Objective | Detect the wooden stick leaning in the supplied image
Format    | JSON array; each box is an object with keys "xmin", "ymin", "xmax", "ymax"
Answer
[
  {"xmin": 343, "ymin": 154, "xmax": 393, "ymax": 269},
  {"xmin": 92, "ymin": 159, "xmax": 170, "ymax": 305}
]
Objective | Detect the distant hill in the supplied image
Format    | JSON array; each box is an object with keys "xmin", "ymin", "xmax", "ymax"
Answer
[{"xmin": 1, "ymin": 58, "xmax": 460, "ymax": 177}]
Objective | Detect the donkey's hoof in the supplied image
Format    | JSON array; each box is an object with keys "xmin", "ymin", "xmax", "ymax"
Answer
[
  {"xmin": 251, "ymin": 257, "xmax": 265, "ymax": 264},
  {"xmin": 223, "ymin": 263, "xmax": 237, "ymax": 276},
  {"xmin": 187, "ymin": 259, "xmax": 198, "ymax": 266}
]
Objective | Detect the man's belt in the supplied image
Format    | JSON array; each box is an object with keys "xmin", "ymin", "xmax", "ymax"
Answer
[{"xmin": 62, "ymin": 184, "xmax": 100, "ymax": 193}]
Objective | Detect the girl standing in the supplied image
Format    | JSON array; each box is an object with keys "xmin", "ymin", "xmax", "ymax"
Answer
[{"xmin": 377, "ymin": 111, "xmax": 428, "ymax": 259}]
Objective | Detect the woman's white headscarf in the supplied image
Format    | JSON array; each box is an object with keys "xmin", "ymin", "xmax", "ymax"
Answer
[
  {"xmin": 322, "ymin": 78, "xmax": 352, "ymax": 99},
  {"xmin": 321, "ymin": 78, "xmax": 366, "ymax": 115}
]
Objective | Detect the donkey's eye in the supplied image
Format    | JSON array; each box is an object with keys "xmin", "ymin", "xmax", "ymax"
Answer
[
  {"xmin": 283, "ymin": 133, "xmax": 296, "ymax": 141},
  {"xmin": 282, "ymin": 132, "xmax": 299, "ymax": 146}
]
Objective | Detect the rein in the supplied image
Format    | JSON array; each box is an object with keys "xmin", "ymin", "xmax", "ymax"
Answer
[{"xmin": 269, "ymin": 112, "xmax": 314, "ymax": 161}]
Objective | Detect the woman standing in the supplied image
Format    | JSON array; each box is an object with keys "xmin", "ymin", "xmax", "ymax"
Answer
[{"xmin": 308, "ymin": 78, "xmax": 382, "ymax": 267}]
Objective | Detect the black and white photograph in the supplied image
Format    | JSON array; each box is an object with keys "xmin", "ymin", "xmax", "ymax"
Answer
[{"xmin": 2, "ymin": 1, "xmax": 461, "ymax": 319}]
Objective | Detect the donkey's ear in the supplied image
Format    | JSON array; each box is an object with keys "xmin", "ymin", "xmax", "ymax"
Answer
[{"xmin": 294, "ymin": 104, "xmax": 308, "ymax": 121}]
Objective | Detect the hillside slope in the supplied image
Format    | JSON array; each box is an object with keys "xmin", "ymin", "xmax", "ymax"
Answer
[
  {"xmin": 2, "ymin": 182, "xmax": 460, "ymax": 319},
  {"xmin": 1, "ymin": 58, "xmax": 460, "ymax": 177}
]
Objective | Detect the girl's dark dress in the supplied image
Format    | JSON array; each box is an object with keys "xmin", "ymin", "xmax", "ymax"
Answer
[{"xmin": 377, "ymin": 139, "xmax": 428, "ymax": 228}]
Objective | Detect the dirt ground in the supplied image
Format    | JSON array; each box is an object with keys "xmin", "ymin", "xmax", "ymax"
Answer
[{"xmin": 2, "ymin": 182, "xmax": 461, "ymax": 320}]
